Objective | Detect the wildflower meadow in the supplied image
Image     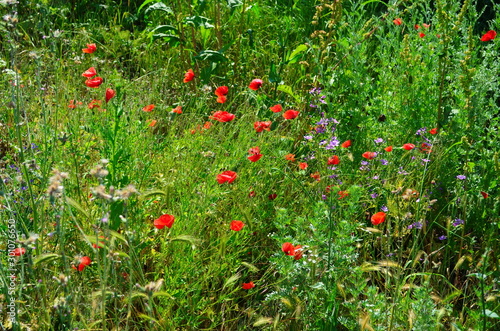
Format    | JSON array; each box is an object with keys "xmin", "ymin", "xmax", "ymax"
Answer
[{"xmin": 1, "ymin": 0, "xmax": 499, "ymax": 330}]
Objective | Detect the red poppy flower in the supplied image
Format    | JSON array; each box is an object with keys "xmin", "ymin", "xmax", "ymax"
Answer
[
  {"xmin": 73, "ymin": 256, "xmax": 92, "ymax": 271},
  {"xmin": 285, "ymin": 154, "xmax": 296, "ymax": 162},
  {"xmin": 148, "ymin": 119, "xmax": 157, "ymax": 127},
  {"xmin": 341, "ymin": 140, "xmax": 351, "ymax": 148},
  {"xmin": 249, "ymin": 191, "xmax": 256, "ymax": 198},
  {"xmin": 242, "ymin": 281, "xmax": 255, "ymax": 289},
  {"xmin": 384, "ymin": 146, "xmax": 393, "ymax": 152},
  {"xmin": 402, "ymin": 143, "xmax": 415, "ymax": 150},
  {"xmin": 248, "ymin": 79, "xmax": 263, "ymax": 91},
  {"xmin": 283, "ymin": 109, "xmax": 299, "ymax": 120},
  {"xmin": 338, "ymin": 191, "xmax": 349, "ymax": 199},
  {"xmin": 68, "ymin": 100, "xmax": 77, "ymax": 109},
  {"xmin": 270, "ymin": 104, "xmax": 283, "ymax": 113},
  {"xmin": 88, "ymin": 99, "xmax": 101, "ymax": 109},
  {"xmin": 82, "ymin": 67, "xmax": 97, "ymax": 78},
  {"xmin": 254, "ymin": 121, "xmax": 272, "ymax": 132},
  {"xmin": 423, "ymin": 23, "xmax": 430, "ymax": 28},
  {"xmin": 268, "ymin": 193, "xmax": 277, "ymax": 200},
  {"xmin": 82, "ymin": 43, "xmax": 97, "ymax": 54},
  {"xmin": 480, "ymin": 30, "xmax": 497, "ymax": 42},
  {"xmin": 415, "ymin": 24, "xmax": 421, "ymax": 30},
  {"xmin": 203, "ymin": 121, "xmax": 212, "ymax": 129},
  {"xmin": 310, "ymin": 172, "xmax": 320, "ymax": 181},
  {"xmin": 362, "ymin": 152, "xmax": 377, "ymax": 159},
  {"xmin": 216, "ymin": 95, "xmax": 227, "ymax": 104},
  {"xmin": 211, "ymin": 111, "xmax": 235, "ymax": 122},
  {"xmin": 248, "ymin": 154, "xmax": 262, "ymax": 162},
  {"xmin": 142, "ymin": 104, "xmax": 155, "ymax": 112},
  {"xmin": 327, "ymin": 155, "xmax": 340, "ymax": 165},
  {"xmin": 105, "ymin": 88, "xmax": 116, "ymax": 103},
  {"xmin": 393, "ymin": 18, "xmax": 402, "ymax": 26},
  {"xmin": 215, "ymin": 86, "xmax": 229, "ymax": 97},
  {"xmin": 248, "ymin": 146, "xmax": 262, "ymax": 162},
  {"xmin": 10, "ymin": 247, "xmax": 26, "ymax": 256},
  {"xmin": 216, "ymin": 170, "xmax": 237, "ymax": 184},
  {"xmin": 419, "ymin": 32, "xmax": 426, "ymax": 38},
  {"xmin": 429, "ymin": 128, "xmax": 438, "ymax": 135},
  {"xmin": 420, "ymin": 143, "xmax": 432, "ymax": 153},
  {"xmin": 481, "ymin": 191, "xmax": 489, "ymax": 199},
  {"xmin": 282, "ymin": 242, "xmax": 295, "ymax": 256},
  {"xmin": 85, "ymin": 77, "xmax": 103, "ymax": 88},
  {"xmin": 230, "ymin": 220, "xmax": 245, "ymax": 231},
  {"xmin": 293, "ymin": 245, "xmax": 303, "ymax": 260},
  {"xmin": 299, "ymin": 162, "xmax": 308, "ymax": 170},
  {"xmin": 154, "ymin": 214, "xmax": 175, "ymax": 229},
  {"xmin": 371, "ymin": 212, "xmax": 386, "ymax": 225},
  {"xmin": 172, "ymin": 106, "xmax": 182, "ymax": 114},
  {"xmin": 248, "ymin": 146, "xmax": 260, "ymax": 155},
  {"xmin": 183, "ymin": 69, "xmax": 195, "ymax": 83}
]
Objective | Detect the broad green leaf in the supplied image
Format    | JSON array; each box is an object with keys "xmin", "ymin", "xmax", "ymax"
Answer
[
  {"xmin": 287, "ymin": 44, "xmax": 308, "ymax": 64},
  {"xmin": 277, "ymin": 84, "xmax": 300, "ymax": 103},
  {"xmin": 145, "ymin": 3, "xmax": 173, "ymax": 16},
  {"xmin": 484, "ymin": 309, "xmax": 499, "ymax": 319},
  {"xmin": 184, "ymin": 16, "xmax": 214, "ymax": 29},
  {"xmin": 195, "ymin": 50, "xmax": 228, "ymax": 63},
  {"xmin": 151, "ymin": 25, "xmax": 178, "ymax": 34},
  {"xmin": 138, "ymin": 0, "xmax": 157, "ymax": 13}
]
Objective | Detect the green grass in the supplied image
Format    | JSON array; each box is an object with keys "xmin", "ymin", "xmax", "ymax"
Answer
[{"xmin": 1, "ymin": 0, "xmax": 500, "ymax": 330}]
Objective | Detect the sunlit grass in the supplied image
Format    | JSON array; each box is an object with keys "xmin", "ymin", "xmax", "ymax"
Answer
[{"xmin": 0, "ymin": 0, "xmax": 499, "ymax": 330}]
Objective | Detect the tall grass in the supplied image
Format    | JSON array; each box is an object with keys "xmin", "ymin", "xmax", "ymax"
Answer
[{"xmin": 1, "ymin": 0, "xmax": 499, "ymax": 329}]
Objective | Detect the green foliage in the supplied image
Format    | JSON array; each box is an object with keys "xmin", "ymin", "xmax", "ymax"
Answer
[{"xmin": 0, "ymin": 0, "xmax": 499, "ymax": 330}]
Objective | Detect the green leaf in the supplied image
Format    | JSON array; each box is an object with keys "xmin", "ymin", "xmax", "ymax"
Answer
[
  {"xmin": 195, "ymin": 50, "xmax": 228, "ymax": 63},
  {"xmin": 184, "ymin": 16, "xmax": 214, "ymax": 29},
  {"xmin": 145, "ymin": 2, "xmax": 173, "ymax": 16},
  {"xmin": 484, "ymin": 309, "xmax": 499, "ymax": 319},
  {"xmin": 268, "ymin": 62, "xmax": 281, "ymax": 83},
  {"xmin": 277, "ymin": 84, "xmax": 300, "ymax": 103},
  {"xmin": 361, "ymin": 0, "xmax": 388, "ymax": 7},
  {"xmin": 286, "ymin": 44, "xmax": 308, "ymax": 64},
  {"xmin": 33, "ymin": 253, "xmax": 60, "ymax": 266},
  {"xmin": 227, "ymin": 0, "xmax": 243, "ymax": 9},
  {"xmin": 152, "ymin": 34, "xmax": 180, "ymax": 44},
  {"xmin": 65, "ymin": 197, "xmax": 90, "ymax": 219},
  {"xmin": 151, "ymin": 24, "xmax": 178, "ymax": 34},
  {"xmin": 138, "ymin": 0, "xmax": 157, "ymax": 13},
  {"xmin": 109, "ymin": 230, "xmax": 129, "ymax": 246}
]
